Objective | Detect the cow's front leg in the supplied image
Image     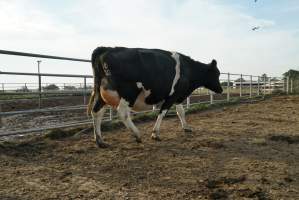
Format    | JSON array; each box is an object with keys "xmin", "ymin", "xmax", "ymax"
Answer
[
  {"xmin": 92, "ymin": 106, "xmax": 110, "ymax": 148},
  {"xmin": 152, "ymin": 110, "xmax": 167, "ymax": 141},
  {"xmin": 176, "ymin": 104, "xmax": 192, "ymax": 132},
  {"xmin": 117, "ymin": 98, "xmax": 142, "ymax": 143}
]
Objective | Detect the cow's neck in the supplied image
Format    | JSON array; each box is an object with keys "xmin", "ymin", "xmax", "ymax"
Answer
[{"xmin": 189, "ymin": 61, "xmax": 209, "ymax": 89}]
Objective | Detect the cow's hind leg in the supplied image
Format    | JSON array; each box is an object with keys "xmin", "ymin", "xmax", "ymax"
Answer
[
  {"xmin": 176, "ymin": 104, "xmax": 192, "ymax": 132},
  {"xmin": 151, "ymin": 99, "xmax": 176, "ymax": 141},
  {"xmin": 91, "ymin": 95, "xmax": 110, "ymax": 148},
  {"xmin": 152, "ymin": 109, "xmax": 167, "ymax": 141},
  {"xmin": 117, "ymin": 98, "xmax": 142, "ymax": 143}
]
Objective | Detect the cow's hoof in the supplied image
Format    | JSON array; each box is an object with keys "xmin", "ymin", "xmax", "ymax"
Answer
[
  {"xmin": 151, "ymin": 135, "xmax": 161, "ymax": 141},
  {"xmin": 184, "ymin": 127, "xmax": 193, "ymax": 133},
  {"xmin": 95, "ymin": 140, "xmax": 110, "ymax": 148}
]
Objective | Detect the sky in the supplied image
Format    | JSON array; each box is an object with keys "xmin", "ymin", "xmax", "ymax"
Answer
[{"xmin": 0, "ymin": 0, "xmax": 299, "ymax": 84}]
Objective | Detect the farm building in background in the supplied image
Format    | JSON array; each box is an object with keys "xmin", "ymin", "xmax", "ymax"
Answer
[{"xmin": 233, "ymin": 79, "xmax": 284, "ymax": 87}]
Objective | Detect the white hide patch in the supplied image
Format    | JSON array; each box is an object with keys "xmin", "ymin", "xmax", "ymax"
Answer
[
  {"xmin": 136, "ymin": 82, "xmax": 151, "ymax": 98},
  {"xmin": 170, "ymin": 52, "xmax": 181, "ymax": 96},
  {"xmin": 117, "ymin": 98, "xmax": 140, "ymax": 137},
  {"xmin": 118, "ymin": 98, "xmax": 130, "ymax": 109},
  {"xmin": 136, "ymin": 82, "xmax": 143, "ymax": 89},
  {"xmin": 133, "ymin": 82, "xmax": 152, "ymax": 111},
  {"xmin": 153, "ymin": 110, "xmax": 167, "ymax": 133}
]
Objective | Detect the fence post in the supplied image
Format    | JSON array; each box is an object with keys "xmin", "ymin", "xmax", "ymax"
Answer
[
  {"xmin": 263, "ymin": 76, "xmax": 266, "ymax": 95},
  {"xmin": 38, "ymin": 74, "xmax": 42, "ymax": 109},
  {"xmin": 282, "ymin": 78, "xmax": 285, "ymax": 93},
  {"xmin": 250, "ymin": 75, "xmax": 252, "ymax": 98},
  {"xmin": 257, "ymin": 76, "xmax": 260, "ymax": 96},
  {"xmin": 286, "ymin": 76, "xmax": 289, "ymax": 94},
  {"xmin": 0, "ymin": 103, "xmax": 2, "ymax": 128},
  {"xmin": 152, "ymin": 105, "xmax": 156, "ymax": 111},
  {"xmin": 83, "ymin": 77, "xmax": 87, "ymax": 104},
  {"xmin": 240, "ymin": 74, "xmax": 242, "ymax": 97},
  {"xmin": 291, "ymin": 79, "xmax": 293, "ymax": 94},
  {"xmin": 227, "ymin": 73, "xmax": 230, "ymax": 102},
  {"xmin": 2, "ymin": 83, "xmax": 4, "ymax": 92},
  {"xmin": 269, "ymin": 77, "xmax": 271, "ymax": 94},
  {"xmin": 186, "ymin": 96, "xmax": 190, "ymax": 109},
  {"xmin": 210, "ymin": 91, "xmax": 214, "ymax": 104}
]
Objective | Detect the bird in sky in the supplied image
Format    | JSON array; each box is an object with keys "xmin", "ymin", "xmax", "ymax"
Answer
[{"xmin": 252, "ymin": 26, "xmax": 260, "ymax": 31}]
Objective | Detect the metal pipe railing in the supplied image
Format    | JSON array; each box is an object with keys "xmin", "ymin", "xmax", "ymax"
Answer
[
  {"xmin": 291, "ymin": 79, "xmax": 293, "ymax": 93},
  {"xmin": 287, "ymin": 77, "xmax": 290, "ymax": 94},
  {"xmin": 227, "ymin": 73, "xmax": 230, "ymax": 102},
  {"xmin": 240, "ymin": 74, "xmax": 243, "ymax": 97},
  {"xmin": 250, "ymin": 75, "xmax": 252, "ymax": 98},
  {"xmin": 257, "ymin": 76, "xmax": 260, "ymax": 96},
  {"xmin": 0, "ymin": 71, "xmax": 92, "ymax": 78},
  {"xmin": 0, "ymin": 49, "xmax": 91, "ymax": 62},
  {"xmin": 0, "ymin": 91, "xmax": 92, "ymax": 96}
]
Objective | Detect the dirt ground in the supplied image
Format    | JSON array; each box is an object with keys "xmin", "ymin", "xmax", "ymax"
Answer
[{"xmin": 0, "ymin": 95, "xmax": 298, "ymax": 200}]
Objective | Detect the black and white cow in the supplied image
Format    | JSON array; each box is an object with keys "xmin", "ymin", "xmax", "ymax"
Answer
[{"xmin": 87, "ymin": 47, "xmax": 223, "ymax": 148}]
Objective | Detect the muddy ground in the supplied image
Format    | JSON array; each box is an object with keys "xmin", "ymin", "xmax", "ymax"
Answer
[{"xmin": 0, "ymin": 95, "xmax": 298, "ymax": 199}]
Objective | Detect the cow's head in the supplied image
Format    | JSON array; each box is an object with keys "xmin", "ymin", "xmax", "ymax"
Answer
[{"xmin": 204, "ymin": 59, "xmax": 223, "ymax": 94}]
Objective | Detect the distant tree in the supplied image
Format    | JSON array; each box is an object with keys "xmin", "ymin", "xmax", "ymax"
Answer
[
  {"xmin": 16, "ymin": 85, "xmax": 30, "ymax": 92},
  {"xmin": 43, "ymin": 84, "xmax": 59, "ymax": 91},
  {"xmin": 234, "ymin": 78, "xmax": 246, "ymax": 82},
  {"xmin": 259, "ymin": 73, "xmax": 269, "ymax": 81}
]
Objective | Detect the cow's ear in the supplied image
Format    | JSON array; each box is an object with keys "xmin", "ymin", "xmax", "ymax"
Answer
[
  {"xmin": 211, "ymin": 59, "xmax": 217, "ymax": 67},
  {"xmin": 209, "ymin": 59, "xmax": 217, "ymax": 71}
]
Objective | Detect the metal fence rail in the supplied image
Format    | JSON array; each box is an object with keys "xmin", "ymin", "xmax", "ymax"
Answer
[
  {"xmin": 0, "ymin": 49, "xmax": 90, "ymax": 62},
  {"xmin": 0, "ymin": 49, "xmax": 293, "ymax": 138}
]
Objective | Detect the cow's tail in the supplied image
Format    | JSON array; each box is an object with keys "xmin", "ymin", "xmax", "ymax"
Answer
[{"xmin": 87, "ymin": 47, "xmax": 110, "ymax": 116}]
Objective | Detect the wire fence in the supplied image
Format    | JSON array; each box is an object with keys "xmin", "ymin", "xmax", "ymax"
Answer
[{"xmin": 0, "ymin": 49, "xmax": 293, "ymax": 138}]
